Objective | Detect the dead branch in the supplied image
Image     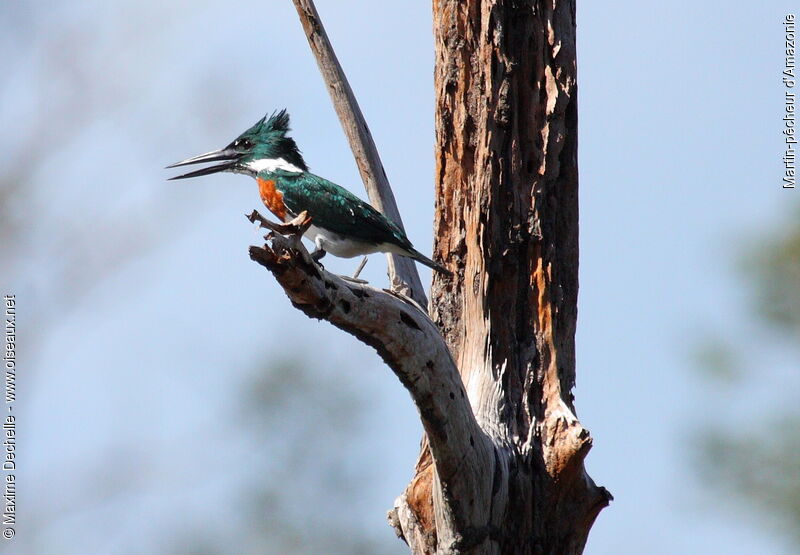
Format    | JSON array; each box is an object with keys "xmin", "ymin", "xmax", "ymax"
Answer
[{"xmin": 291, "ymin": 0, "xmax": 429, "ymax": 308}]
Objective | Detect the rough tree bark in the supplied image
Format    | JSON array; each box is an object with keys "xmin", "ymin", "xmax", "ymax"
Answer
[{"xmin": 251, "ymin": 1, "xmax": 611, "ymax": 553}]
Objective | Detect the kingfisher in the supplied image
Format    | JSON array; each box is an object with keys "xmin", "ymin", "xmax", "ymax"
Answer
[{"xmin": 167, "ymin": 110, "xmax": 449, "ymax": 275}]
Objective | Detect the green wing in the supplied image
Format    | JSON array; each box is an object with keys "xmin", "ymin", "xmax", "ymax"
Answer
[{"xmin": 277, "ymin": 172, "xmax": 412, "ymax": 249}]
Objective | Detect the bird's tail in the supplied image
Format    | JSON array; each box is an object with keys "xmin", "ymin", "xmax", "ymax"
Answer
[{"xmin": 405, "ymin": 248, "xmax": 452, "ymax": 276}]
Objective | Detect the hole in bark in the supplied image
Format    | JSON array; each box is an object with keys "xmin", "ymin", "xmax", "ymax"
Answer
[
  {"xmin": 449, "ymin": 391, "xmax": 455, "ymax": 400},
  {"xmin": 339, "ymin": 300, "xmax": 351, "ymax": 313},
  {"xmin": 348, "ymin": 287, "xmax": 369, "ymax": 299},
  {"xmin": 399, "ymin": 311, "xmax": 421, "ymax": 331},
  {"xmin": 470, "ymin": 436, "xmax": 474, "ymax": 447},
  {"xmin": 426, "ymin": 360, "xmax": 434, "ymax": 369}
]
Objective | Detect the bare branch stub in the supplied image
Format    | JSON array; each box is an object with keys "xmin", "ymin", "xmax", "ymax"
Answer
[{"xmin": 246, "ymin": 209, "xmax": 312, "ymax": 236}]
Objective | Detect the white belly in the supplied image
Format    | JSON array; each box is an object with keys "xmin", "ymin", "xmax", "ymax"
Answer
[{"xmin": 304, "ymin": 224, "xmax": 385, "ymax": 258}]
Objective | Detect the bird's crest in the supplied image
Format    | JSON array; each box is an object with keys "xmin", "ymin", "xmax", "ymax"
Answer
[
  {"xmin": 234, "ymin": 109, "xmax": 307, "ymax": 171},
  {"xmin": 263, "ymin": 109, "xmax": 291, "ymax": 134}
]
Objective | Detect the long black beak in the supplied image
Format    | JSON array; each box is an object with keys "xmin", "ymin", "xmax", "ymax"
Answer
[{"xmin": 166, "ymin": 148, "xmax": 241, "ymax": 180}]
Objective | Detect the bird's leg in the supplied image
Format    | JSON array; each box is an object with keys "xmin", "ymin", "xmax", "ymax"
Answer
[
  {"xmin": 310, "ymin": 248, "xmax": 327, "ymax": 262},
  {"xmin": 352, "ymin": 257, "xmax": 368, "ymax": 279}
]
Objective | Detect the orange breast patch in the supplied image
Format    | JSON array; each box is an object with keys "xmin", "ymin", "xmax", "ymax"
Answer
[{"xmin": 257, "ymin": 178, "xmax": 287, "ymax": 221}]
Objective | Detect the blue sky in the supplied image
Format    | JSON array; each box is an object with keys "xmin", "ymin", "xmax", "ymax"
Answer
[{"xmin": 3, "ymin": 1, "xmax": 798, "ymax": 553}]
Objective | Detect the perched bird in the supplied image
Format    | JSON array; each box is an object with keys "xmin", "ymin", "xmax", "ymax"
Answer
[{"xmin": 167, "ymin": 110, "xmax": 449, "ymax": 275}]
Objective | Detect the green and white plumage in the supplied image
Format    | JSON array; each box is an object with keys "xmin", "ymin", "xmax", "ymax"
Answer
[
  {"xmin": 264, "ymin": 168, "xmax": 446, "ymax": 273},
  {"xmin": 167, "ymin": 110, "xmax": 450, "ymax": 275}
]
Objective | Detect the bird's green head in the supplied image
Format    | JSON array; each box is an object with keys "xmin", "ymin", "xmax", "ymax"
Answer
[{"xmin": 167, "ymin": 109, "xmax": 308, "ymax": 180}]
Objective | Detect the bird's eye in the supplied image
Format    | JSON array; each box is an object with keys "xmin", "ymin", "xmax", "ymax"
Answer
[{"xmin": 235, "ymin": 138, "xmax": 252, "ymax": 150}]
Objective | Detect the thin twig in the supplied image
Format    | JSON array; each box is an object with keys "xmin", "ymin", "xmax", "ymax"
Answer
[
  {"xmin": 352, "ymin": 256, "xmax": 368, "ymax": 279},
  {"xmin": 291, "ymin": 0, "xmax": 429, "ymax": 309}
]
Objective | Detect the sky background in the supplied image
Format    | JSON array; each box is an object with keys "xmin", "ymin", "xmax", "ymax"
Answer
[{"xmin": 1, "ymin": 1, "xmax": 797, "ymax": 553}]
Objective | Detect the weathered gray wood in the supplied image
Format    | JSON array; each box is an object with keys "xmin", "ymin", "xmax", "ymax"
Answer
[
  {"xmin": 248, "ymin": 214, "xmax": 492, "ymax": 543},
  {"xmin": 291, "ymin": 0, "xmax": 429, "ymax": 308}
]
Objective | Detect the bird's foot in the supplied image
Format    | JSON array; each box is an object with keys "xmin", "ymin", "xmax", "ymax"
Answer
[{"xmin": 308, "ymin": 248, "xmax": 327, "ymax": 271}]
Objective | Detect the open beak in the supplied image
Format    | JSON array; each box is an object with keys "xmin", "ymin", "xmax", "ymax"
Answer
[{"xmin": 166, "ymin": 148, "xmax": 241, "ymax": 180}]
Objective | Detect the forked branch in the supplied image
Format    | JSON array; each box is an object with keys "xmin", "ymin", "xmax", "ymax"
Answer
[{"xmin": 247, "ymin": 211, "xmax": 489, "ymax": 513}]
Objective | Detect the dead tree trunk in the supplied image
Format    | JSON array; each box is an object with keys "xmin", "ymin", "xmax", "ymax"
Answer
[
  {"xmin": 251, "ymin": 1, "xmax": 610, "ymax": 553},
  {"xmin": 388, "ymin": 1, "xmax": 611, "ymax": 553}
]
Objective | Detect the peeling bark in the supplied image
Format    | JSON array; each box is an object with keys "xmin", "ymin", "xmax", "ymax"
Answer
[{"xmin": 392, "ymin": 1, "xmax": 611, "ymax": 553}]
